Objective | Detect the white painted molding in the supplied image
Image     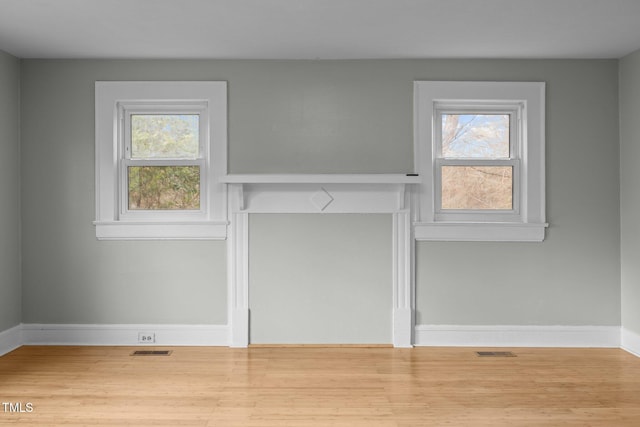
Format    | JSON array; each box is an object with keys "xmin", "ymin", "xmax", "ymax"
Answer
[
  {"xmin": 236, "ymin": 183, "xmax": 411, "ymax": 214},
  {"xmin": 393, "ymin": 309, "xmax": 413, "ymax": 348},
  {"xmin": 415, "ymin": 325, "xmax": 621, "ymax": 348},
  {"xmin": 392, "ymin": 211, "xmax": 414, "ymax": 348},
  {"xmin": 0, "ymin": 325, "xmax": 22, "ymax": 356},
  {"xmin": 220, "ymin": 174, "xmax": 421, "ymax": 184},
  {"xmin": 226, "ymin": 179, "xmax": 416, "ymax": 348},
  {"xmin": 228, "ymin": 184, "xmax": 250, "ymax": 347},
  {"xmin": 94, "ymin": 221, "xmax": 228, "ymax": 240},
  {"xmin": 622, "ymin": 328, "xmax": 640, "ymax": 357},
  {"xmin": 414, "ymin": 222, "xmax": 548, "ymax": 242},
  {"xmin": 413, "ymin": 81, "xmax": 546, "ymax": 243},
  {"xmin": 4, "ymin": 324, "xmax": 635, "ymax": 355},
  {"xmin": 21, "ymin": 324, "xmax": 229, "ymax": 346},
  {"xmin": 230, "ymin": 309, "xmax": 250, "ymax": 348},
  {"xmin": 94, "ymin": 81, "xmax": 228, "ymax": 240}
]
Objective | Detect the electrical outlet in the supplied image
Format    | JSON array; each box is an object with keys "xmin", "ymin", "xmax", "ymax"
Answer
[{"xmin": 138, "ymin": 332, "xmax": 155, "ymax": 344}]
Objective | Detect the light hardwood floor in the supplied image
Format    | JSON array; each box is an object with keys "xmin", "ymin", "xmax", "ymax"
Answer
[{"xmin": 1, "ymin": 346, "xmax": 640, "ymax": 426}]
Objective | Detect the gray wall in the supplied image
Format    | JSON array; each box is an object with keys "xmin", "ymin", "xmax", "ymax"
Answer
[
  {"xmin": 20, "ymin": 61, "xmax": 227, "ymax": 324},
  {"xmin": 249, "ymin": 214, "xmax": 391, "ymax": 344},
  {"xmin": 0, "ymin": 51, "xmax": 21, "ymax": 332},
  {"xmin": 19, "ymin": 59, "xmax": 621, "ymax": 334},
  {"xmin": 620, "ymin": 49, "xmax": 640, "ymax": 335},
  {"xmin": 417, "ymin": 61, "xmax": 620, "ymax": 326}
]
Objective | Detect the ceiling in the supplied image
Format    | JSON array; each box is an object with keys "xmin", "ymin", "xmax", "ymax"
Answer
[{"xmin": 2, "ymin": 0, "xmax": 640, "ymax": 60}]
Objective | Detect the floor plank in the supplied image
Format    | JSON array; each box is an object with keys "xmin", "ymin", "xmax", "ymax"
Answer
[{"xmin": 0, "ymin": 346, "xmax": 639, "ymax": 426}]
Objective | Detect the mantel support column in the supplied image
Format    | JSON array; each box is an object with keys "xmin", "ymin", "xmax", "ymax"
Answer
[
  {"xmin": 228, "ymin": 184, "xmax": 249, "ymax": 347},
  {"xmin": 392, "ymin": 209, "xmax": 414, "ymax": 348}
]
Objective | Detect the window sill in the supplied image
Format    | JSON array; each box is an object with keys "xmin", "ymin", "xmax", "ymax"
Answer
[
  {"xmin": 94, "ymin": 221, "xmax": 228, "ymax": 240},
  {"xmin": 414, "ymin": 222, "xmax": 548, "ymax": 242}
]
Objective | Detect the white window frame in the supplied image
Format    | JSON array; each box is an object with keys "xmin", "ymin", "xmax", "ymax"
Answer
[
  {"xmin": 414, "ymin": 81, "xmax": 547, "ymax": 242},
  {"xmin": 120, "ymin": 102, "xmax": 208, "ymax": 221},
  {"xmin": 94, "ymin": 81, "xmax": 228, "ymax": 240}
]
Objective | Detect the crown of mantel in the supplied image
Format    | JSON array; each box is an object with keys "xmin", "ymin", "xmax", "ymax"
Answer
[
  {"xmin": 223, "ymin": 174, "xmax": 418, "ymax": 214},
  {"xmin": 220, "ymin": 174, "xmax": 421, "ymax": 185}
]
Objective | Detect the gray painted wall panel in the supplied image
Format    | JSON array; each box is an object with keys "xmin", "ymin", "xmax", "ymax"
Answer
[
  {"xmin": 249, "ymin": 214, "xmax": 391, "ymax": 344},
  {"xmin": 0, "ymin": 50, "xmax": 21, "ymax": 332},
  {"xmin": 620, "ymin": 49, "xmax": 640, "ymax": 334}
]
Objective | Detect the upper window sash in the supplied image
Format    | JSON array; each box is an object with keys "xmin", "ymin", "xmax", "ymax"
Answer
[
  {"xmin": 120, "ymin": 103, "xmax": 208, "ymax": 161},
  {"xmin": 434, "ymin": 102, "xmax": 522, "ymax": 161}
]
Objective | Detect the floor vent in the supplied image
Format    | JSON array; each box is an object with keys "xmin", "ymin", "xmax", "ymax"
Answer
[
  {"xmin": 131, "ymin": 350, "xmax": 172, "ymax": 356},
  {"xmin": 476, "ymin": 351, "xmax": 516, "ymax": 357}
]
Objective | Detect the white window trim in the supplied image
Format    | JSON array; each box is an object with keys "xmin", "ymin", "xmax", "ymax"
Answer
[
  {"xmin": 413, "ymin": 81, "xmax": 547, "ymax": 242},
  {"xmin": 94, "ymin": 81, "xmax": 228, "ymax": 240}
]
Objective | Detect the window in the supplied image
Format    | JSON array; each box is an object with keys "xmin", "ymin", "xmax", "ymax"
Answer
[
  {"xmin": 435, "ymin": 106, "xmax": 520, "ymax": 222},
  {"xmin": 414, "ymin": 81, "xmax": 546, "ymax": 241},
  {"xmin": 124, "ymin": 110, "xmax": 203, "ymax": 215},
  {"xmin": 95, "ymin": 82, "xmax": 227, "ymax": 240}
]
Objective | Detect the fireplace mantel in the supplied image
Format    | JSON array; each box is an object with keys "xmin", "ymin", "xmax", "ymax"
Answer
[{"xmin": 222, "ymin": 174, "xmax": 420, "ymax": 348}]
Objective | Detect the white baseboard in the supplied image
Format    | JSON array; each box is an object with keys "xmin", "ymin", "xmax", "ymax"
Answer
[
  {"xmin": 622, "ymin": 328, "xmax": 640, "ymax": 357},
  {"xmin": 0, "ymin": 325, "xmax": 22, "ymax": 356},
  {"xmin": 4, "ymin": 323, "xmax": 634, "ymax": 355},
  {"xmin": 415, "ymin": 325, "xmax": 621, "ymax": 348},
  {"xmin": 21, "ymin": 324, "xmax": 230, "ymax": 346}
]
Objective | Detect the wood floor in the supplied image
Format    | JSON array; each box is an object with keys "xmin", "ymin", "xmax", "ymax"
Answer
[{"xmin": 1, "ymin": 346, "xmax": 640, "ymax": 426}]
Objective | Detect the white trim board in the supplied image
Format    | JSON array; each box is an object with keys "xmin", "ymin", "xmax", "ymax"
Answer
[
  {"xmin": 21, "ymin": 324, "xmax": 230, "ymax": 346},
  {"xmin": 220, "ymin": 174, "xmax": 421, "ymax": 184},
  {"xmin": 622, "ymin": 328, "xmax": 640, "ymax": 357},
  {"xmin": 415, "ymin": 325, "xmax": 621, "ymax": 348},
  {"xmin": 3, "ymin": 324, "xmax": 638, "ymax": 358},
  {"xmin": 0, "ymin": 325, "xmax": 22, "ymax": 356}
]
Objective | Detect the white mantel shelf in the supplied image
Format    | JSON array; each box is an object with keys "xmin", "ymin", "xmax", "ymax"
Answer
[{"xmin": 220, "ymin": 174, "xmax": 421, "ymax": 184}]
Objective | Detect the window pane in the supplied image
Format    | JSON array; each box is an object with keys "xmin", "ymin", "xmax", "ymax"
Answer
[
  {"xmin": 441, "ymin": 114, "xmax": 509, "ymax": 158},
  {"xmin": 441, "ymin": 166, "xmax": 512, "ymax": 210},
  {"xmin": 128, "ymin": 166, "xmax": 200, "ymax": 210},
  {"xmin": 131, "ymin": 115, "xmax": 199, "ymax": 159}
]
